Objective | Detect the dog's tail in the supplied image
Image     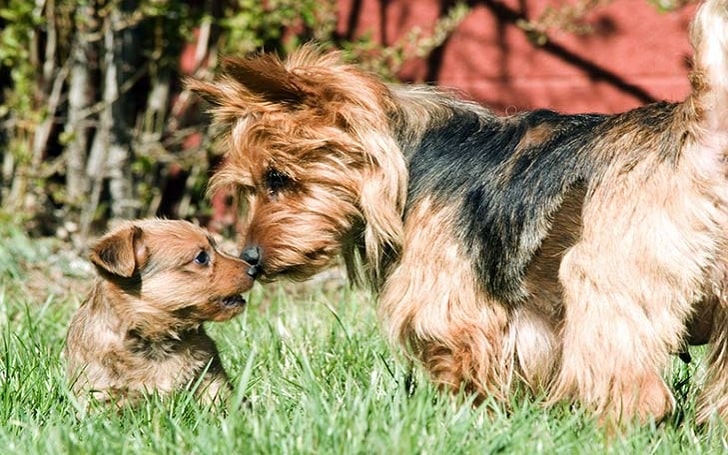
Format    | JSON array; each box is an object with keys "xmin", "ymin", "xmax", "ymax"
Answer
[{"xmin": 688, "ymin": 0, "xmax": 728, "ymax": 136}]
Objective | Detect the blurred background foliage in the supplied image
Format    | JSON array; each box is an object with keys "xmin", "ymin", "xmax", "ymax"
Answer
[
  {"xmin": 0, "ymin": 0, "xmax": 688, "ymax": 250},
  {"xmin": 0, "ymin": 0, "xmax": 467, "ymax": 251}
]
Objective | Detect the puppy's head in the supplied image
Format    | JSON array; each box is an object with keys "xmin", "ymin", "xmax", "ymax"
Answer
[
  {"xmin": 187, "ymin": 45, "xmax": 407, "ymax": 288},
  {"xmin": 90, "ymin": 219, "xmax": 255, "ymax": 335}
]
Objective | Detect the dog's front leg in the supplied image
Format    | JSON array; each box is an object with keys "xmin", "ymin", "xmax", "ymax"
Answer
[{"xmin": 378, "ymin": 199, "xmax": 516, "ymax": 403}]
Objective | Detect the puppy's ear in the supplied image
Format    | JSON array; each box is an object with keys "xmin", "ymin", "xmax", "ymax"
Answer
[{"xmin": 89, "ymin": 225, "xmax": 148, "ymax": 278}]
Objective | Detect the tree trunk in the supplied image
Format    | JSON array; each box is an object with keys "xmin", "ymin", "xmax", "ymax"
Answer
[
  {"xmin": 64, "ymin": 2, "xmax": 98, "ymax": 209},
  {"xmin": 106, "ymin": 2, "xmax": 139, "ymax": 221},
  {"xmin": 80, "ymin": 2, "xmax": 140, "ymax": 241}
]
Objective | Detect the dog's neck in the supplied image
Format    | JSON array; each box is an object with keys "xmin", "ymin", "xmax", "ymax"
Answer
[
  {"xmin": 388, "ymin": 84, "xmax": 494, "ymax": 160},
  {"xmin": 89, "ymin": 279, "xmax": 205, "ymax": 350},
  {"xmin": 345, "ymin": 85, "xmax": 492, "ymax": 291}
]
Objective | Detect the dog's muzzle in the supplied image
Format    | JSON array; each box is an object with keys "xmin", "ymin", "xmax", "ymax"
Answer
[{"xmin": 241, "ymin": 245, "xmax": 262, "ymax": 278}]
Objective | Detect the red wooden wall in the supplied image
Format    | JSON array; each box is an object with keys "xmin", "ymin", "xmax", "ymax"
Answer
[{"xmin": 338, "ymin": 0, "xmax": 697, "ymax": 114}]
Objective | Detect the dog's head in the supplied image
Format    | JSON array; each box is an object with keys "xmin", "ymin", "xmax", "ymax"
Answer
[
  {"xmin": 89, "ymin": 219, "xmax": 254, "ymax": 334},
  {"xmin": 187, "ymin": 46, "xmax": 407, "ymax": 288}
]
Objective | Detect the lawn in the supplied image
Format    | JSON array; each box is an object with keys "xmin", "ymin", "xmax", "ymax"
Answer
[{"xmin": 1, "ymin": 221, "xmax": 727, "ymax": 454}]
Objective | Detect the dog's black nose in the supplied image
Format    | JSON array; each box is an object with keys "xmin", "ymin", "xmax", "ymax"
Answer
[
  {"xmin": 241, "ymin": 245, "xmax": 261, "ymax": 265},
  {"xmin": 241, "ymin": 245, "xmax": 262, "ymax": 279}
]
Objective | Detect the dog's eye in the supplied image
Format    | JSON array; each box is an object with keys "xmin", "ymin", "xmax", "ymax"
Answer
[
  {"xmin": 264, "ymin": 168, "xmax": 291, "ymax": 195},
  {"xmin": 194, "ymin": 251, "xmax": 210, "ymax": 266}
]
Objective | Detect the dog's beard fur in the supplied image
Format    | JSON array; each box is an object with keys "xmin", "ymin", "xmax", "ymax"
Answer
[{"xmin": 189, "ymin": 0, "xmax": 728, "ymax": 425}]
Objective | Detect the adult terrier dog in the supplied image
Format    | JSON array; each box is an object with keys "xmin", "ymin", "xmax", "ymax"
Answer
[
  {"xmin": 65, "ymin": 219, "xmax": 254, "ymax": 408},
  {"xmin": 188, "ymin": 0, "xmax": 728, "ymax": 424}
]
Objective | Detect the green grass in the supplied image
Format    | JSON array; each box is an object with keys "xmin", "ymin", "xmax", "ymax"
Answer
[{"xmin": 1, "ymin": 223, "xmax": 727, "ymax": 454}]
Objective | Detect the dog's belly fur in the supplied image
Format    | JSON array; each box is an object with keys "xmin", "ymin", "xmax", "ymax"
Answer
[{"xmin": 687, "ymin": 297, "xmax": 717, "ymax": 345}]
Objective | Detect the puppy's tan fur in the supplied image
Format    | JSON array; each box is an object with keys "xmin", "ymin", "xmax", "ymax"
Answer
[{"xmin": 65, "ymin": 219, "xmax": 254, "ymax": 408}]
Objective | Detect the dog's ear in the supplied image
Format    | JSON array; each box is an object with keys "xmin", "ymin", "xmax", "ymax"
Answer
[
  {"xmin": 221, "ymin": 54, "xmax": 310, "ymax": 105},
  {"xmin": 187, "ymin": 46, "xmax": 348, "ymax": 111},
  {"xmin": 185, "ymin": 54, "xmax": 310, "ymax": 109},
  {"xmin": 89, "ymin": 225, "xmax": 148, "ymax": 278}
]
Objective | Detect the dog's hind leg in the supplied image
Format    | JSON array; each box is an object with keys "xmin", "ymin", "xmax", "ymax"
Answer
[
  {"xmin": 547, "ymin": 16, "xmax": 728, "ymax": 416},
  {"xmin": 547, "ymin": 152, "xmax": 717, "ymax": 424},
  {"xmin": 695, "ymin": 263, "xmax": 728, "ymax": 423},
  {"xmin": 687, "ymin": 0, "xmax": 728, "ymax": 424},
  {"xmin": 551, "ymin": 243, "xmax": 678, "ymax": 424}
]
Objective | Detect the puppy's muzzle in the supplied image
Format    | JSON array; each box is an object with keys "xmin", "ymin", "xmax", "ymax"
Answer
[{"xmin": 241, "ymin": 245, "xmax": 262, "ymax": 278}]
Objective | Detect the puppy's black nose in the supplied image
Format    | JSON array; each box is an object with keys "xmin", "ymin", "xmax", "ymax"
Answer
[{"xmin": 241, "ymin": 245, "xmax": 261, "ymax": 265}]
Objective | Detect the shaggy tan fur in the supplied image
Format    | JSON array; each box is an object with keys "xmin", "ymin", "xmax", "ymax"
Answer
[{"xmin": 188, "ymin": 0, "xmax": 728, "ymax": 426}]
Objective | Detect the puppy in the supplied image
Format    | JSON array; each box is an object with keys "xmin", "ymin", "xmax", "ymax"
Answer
[{"xmin": 65, "ymin": 219, "xmax": 254, "ymax": 408}]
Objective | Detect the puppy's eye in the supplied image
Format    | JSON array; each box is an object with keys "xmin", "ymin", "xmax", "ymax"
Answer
[
  {"xmin": 264, "ymin": 168, "xmax": 291, "ymax": 195},
  {"xmin": 194, "ymin": 251, "xmax": 210, "ymax": 266}
]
